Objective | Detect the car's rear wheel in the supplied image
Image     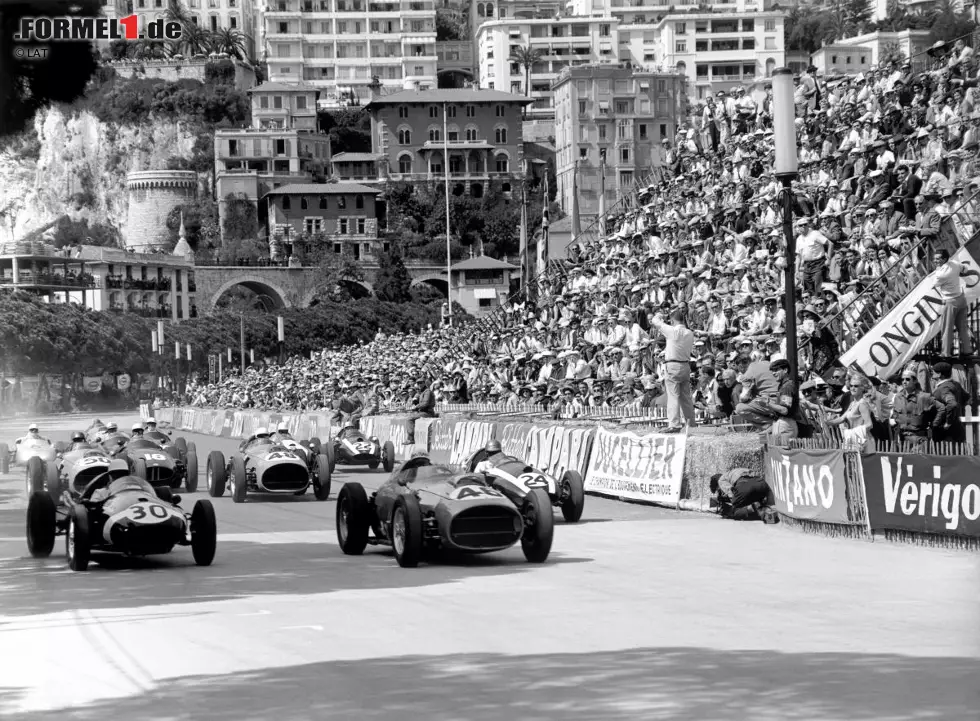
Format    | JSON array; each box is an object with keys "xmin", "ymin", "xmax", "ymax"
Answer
[
  {"xmin": 45, "ymin": 461, "xmax": 61, "ymax": 503},
  {"xmin": 560, "ymin": 470, "xmax": 586, "ymax": 523},
  {"xmin": 156, "ymin": 486, "xmax": 174, "ymax": 504},
  {"xmin": 382, "ymin": 441, "xmax": 395, "ymax": 473},
  {"xmin": 230, "ymin": 456, "xmax": 247, "ymax": 503},
  {"xmin": 391, "ymin": 495, "xmax": 423, "ymax": 568},
  {"xmin": 26, "ymin": 491, "xmax": 56, "ymax": 558},
  {"xmin": 313, "ymin": 454, "xmax": 332, "ymax": 501},
  {"xmin": 336, "ymin": 483, "xmax": 370, "ymax": 555},
  {"xmin": 175, "ymin": 436, "xmax": 188, "ymax": 460},
  {"xmin": 207, "ymin": 451, "xmax": 226, "ymax": 498},
  {"xmin": 324, "ymin": 443, "xmax": 336, "ymax": 473},
  {"xmin": 67, "ymin": 505, "xmax": 91, "ymax": 572},
  {"xmin": 191, "ymin": 500, "xmax": 217, "ymax": 566},
  {"xmin": 132, "ymin": 459, "xmax": 148, "ymax": 480},
  {"xmin": 521, "ymin": 489, "xmax": 554, "ymax": 564},
  {"xmin": 0, "ymin": 442, "xmax": 9, "ymax": 474},
  {"xmin": 184, "ymin": 451, "xmax": 199, "ymax": 493},
  {"xmin": 26, "ymin": 457, "xmax": 44, "ymax": 498}
]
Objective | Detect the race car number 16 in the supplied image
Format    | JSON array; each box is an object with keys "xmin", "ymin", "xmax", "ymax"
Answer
[{"xmin": 147, "ymin": 453, "xmax": 169, "ymax": 461}]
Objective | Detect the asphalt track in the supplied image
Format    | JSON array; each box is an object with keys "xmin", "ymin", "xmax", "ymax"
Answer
[{"xmin": 0, "ymin": 412, "xmax": 978, "ymax": 720}]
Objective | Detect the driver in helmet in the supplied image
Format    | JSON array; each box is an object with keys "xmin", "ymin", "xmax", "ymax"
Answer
[
  {"xmin": 131, "ymin": 423, "xmax": 145, "ymax": 438},
  {"xmin": 96, "ymin": 422, "xmax": 118, "ymax": 443},
  {"xmin": 240, "ymin": 426, "xmax": 272, "ymax": 451},
  {"xmin": 474, "ymin": 439, "xmax": 505, "ymax": 474},
  {"xmin": 15, "ymin": 423, "xmax": 50, "ymax": 445},
  {"xmin": 272, "ymin": 422, "xmax": 293, "ymax": 441},
  {"xmin": 66, "ymin": 431, "xmax": 89, "ymax": 452}
]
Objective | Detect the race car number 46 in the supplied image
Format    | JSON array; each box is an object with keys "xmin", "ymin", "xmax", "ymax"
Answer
[{"xmin": 125, "ymin": 503, "xmax": 172, "ymax": 523}]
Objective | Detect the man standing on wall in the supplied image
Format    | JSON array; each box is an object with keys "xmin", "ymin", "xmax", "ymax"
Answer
[
  {"xmin": 650, "ymin": 307, "xmax": 696, "ymax": 433},
  {"xmin": 933, "ymin": 249, "xmax": 979, "ymax": 357}
]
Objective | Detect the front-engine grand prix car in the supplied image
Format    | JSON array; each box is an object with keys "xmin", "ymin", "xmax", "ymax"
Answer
[
  {"xmin": 1, "ymin": 435, "xmax": 59, "ymax": 501},
  {"xmin": 327, "ymin": 426, "xmax": 394, "ymax": 473},
  {"xmin": 336, "ymin": 454, "xmax": 553, "ymax": 568},
  {"xmin": 465, "ymin": 449, "xmax": 586, "ymax": 523},
  {"xmin": 205, "ymin": 436, "xmax": 331, "ymax": 503},
  {"xmin": 56, "ymin": 445, "xmax": 113, "ymax": 497},
  {"xmin": 25, "ymin": 462, "xmax": 217, "ymax": 572},
  {"xmin": 109, "ymin": 438, "xmax": 186, "ymax": 489},
  {"xmin": 142, "ymin": 426, "xmax": 199, "ymax": 492}
]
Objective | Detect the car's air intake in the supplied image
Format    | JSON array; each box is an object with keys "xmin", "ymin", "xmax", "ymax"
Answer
[
  {"xmin": 261, "ymin": 465, "xmax": 308, "ymax": 491},
  {"xmin": 450, "ymin": 506, "xmax": 522, "ymax": 550}
]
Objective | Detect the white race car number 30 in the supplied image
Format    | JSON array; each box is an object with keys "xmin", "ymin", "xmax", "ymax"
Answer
[
  {"xmin": 125, "ymin": 503, "xmax": 171, "ymax": 523},
  {"xmin": 518, "ymin": 473, "xmax": 549, "ymax": 489}
]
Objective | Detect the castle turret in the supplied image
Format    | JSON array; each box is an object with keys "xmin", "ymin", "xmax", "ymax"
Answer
[{"xmin": 126, "ymin": 170, "xmax": 198, "ymax": 253}]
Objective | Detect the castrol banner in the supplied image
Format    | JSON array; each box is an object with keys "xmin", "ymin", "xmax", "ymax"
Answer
[
  {"xmin": 765, "ymin": 446, "xmax": 849, "ymax": 523},
  {"xmin": 584, "ymin": 427, "xmax": 687, "ymax": 506},
  {"xmin": 862, "ymin": 453, "xmax": 980, "ymax": 538}
]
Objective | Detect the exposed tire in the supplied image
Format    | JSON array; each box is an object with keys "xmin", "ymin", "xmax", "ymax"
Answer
[
  {"xmin": 156, "ymin": 486, "xmax": 174, "ymax": 504},
  {"xmin": 368, "ymin": 461, "xmax": 380, "ymax": 470},
  {"xmin": 26, "ymin": 456, "xmax": 44, "ymax": 498},
  {"xmin": 0, "ymin": 442, "xmax": 9, "ymax": 474},
  {"xmin": 26, "ymin": 491, "xmax": 56, "ymax": 558},
  {"xmin": 324, "ymin": 443, "xmax": 336, "ymax": 473},
  {"xmin": 175, "ymin": 436, "xmax": 188, "ymax": 460},
  {"xmin": 184, "ymin": 451, "xmax": 199, "ymax": 493},
  {"xmin": 45, "ymin": 461, "xmax": 61, "ymax": 503},
  {"xmin": 382, "ymin": 441, "xmax": 395, "ymax": 473},
  {"xmin": 521, "ymin": 489, "xmax": 554, "ymax": 564},
  {"xmin": 191, "ymin": 500, "xmax": 217, "ymax": 567},
  {"xmin": 207, "ymin": 450, "xmax": 226, "ymax": 498},
  {"xmin": 313, "ymin": 454, "xmax": 331, "ymax": 501},
  {"xmin": 132, "ymin": 459, "xmax": 148, "ymax": 480},
  {"xmin": 67, "ymin": 505, "xmax": 91, "ymax": 572},
  {"xmin": 336, "ymin": 483, "xmax": 371, "ymax": 555},
  {"xmin": 560, "ymin": 470, "xmax": 586, "ymax": 523},
  {"xmin": 186, "ymin": 441, "xmax": 197, "ymax": 458},
  {"xmin": 230, "ymin": 455, "xmax": 247, "ymax": 503},
  {"xmin": 391, "ymin": 494, "xmax": 423, "ymax": 568}
]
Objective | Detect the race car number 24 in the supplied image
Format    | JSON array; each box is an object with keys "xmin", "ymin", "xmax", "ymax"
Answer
[{"xmin": 518, "ymin": 473, "xmax": 549, "ymax": 489}]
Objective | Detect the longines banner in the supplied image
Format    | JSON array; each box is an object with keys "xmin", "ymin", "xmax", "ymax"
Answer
[
  {"xmin": 765, "ymin": 446, "xmax": 849, "ymax": 523},
  {"xmin": 584, "ymin": 427, "xmax": 687, "ymax": 506},
  {"xmin": 862, "ymin": 453, "xmax": 980, "ymax": 538},
  {"xmin": 840, "ymin": 235, "xmax": 980, "ymax": 379}
]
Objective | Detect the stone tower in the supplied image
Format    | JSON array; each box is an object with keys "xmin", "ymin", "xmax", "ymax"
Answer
[{"xmin": 125, "ymin": 170, "xmax": 198, "ymax": 252}]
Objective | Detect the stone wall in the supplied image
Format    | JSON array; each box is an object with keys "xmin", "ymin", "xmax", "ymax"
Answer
[
  {"xmin": 126, "ymin": 170, "xmax": 198, "ymax": 252},
  {"xmin": 106, "ymin": 58, "xmax": 257, "ymax": 91}
]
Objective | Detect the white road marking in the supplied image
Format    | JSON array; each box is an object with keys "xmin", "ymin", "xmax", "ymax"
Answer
[{"xmin": 281, "ymin": 624, "xmax": 324, "ymax": 631}]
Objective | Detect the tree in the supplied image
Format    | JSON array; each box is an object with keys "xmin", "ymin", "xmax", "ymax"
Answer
[
  {"xmin": 211, "ymin": 28, "xmax": 249, "ymax": 61},
  {"xmin": 0, "ymin": 0, "xmax": 100, "ymax": 138},
  {"xmin": 843, "ymin": 0, "xmax": 872, "ymax": 33},
  {"xmin": 879, "ymin": 40, "xmax": 906, "ymax": 65},
  {"xmin": 928, "ymin": 0, "xmax": 976, "ymax": 44},
  {"xmin": 319, "ymin": 107, "xmax": 372, "ymax": 153},
  {"xmin": 374, "ymin": 253, "xmax": 413, "ymax": 303},
  {"xmin": 507, "ymin": 45, "xmax": 545, "ymax": 115}
]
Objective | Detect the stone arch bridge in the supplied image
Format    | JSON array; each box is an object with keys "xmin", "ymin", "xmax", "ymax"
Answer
[{"xmin": 194, "ymin": 260, "xmax": 448, "ymax": 311}]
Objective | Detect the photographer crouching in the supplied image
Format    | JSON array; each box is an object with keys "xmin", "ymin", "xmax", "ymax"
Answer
[{"xmin": 710, "ymin": 468, "xmax": 778, "ymax": 523}]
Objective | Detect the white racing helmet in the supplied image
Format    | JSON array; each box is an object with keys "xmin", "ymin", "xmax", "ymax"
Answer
[
  {"xmin": 277, "ymin": 423, "xmax": 290, "ymax": 434},
  {"xmin": 255, "ymin": 427, "xmax": 270, "ymax": 439}
]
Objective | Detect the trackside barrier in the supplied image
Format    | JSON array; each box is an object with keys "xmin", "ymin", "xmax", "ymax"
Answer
[
  {"xmin": 155, "ymin": 406, "xmax": 963, "ymax": 545},
  {"xmin": 139, "ymin": 403, "xmax": 151, "ymax": 421}
]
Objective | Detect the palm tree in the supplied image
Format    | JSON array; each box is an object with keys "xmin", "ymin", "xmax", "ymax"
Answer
[
  {"xmin": 165, "ymin": 0, "xmax": 192, "ymax": 25},
  {"xmin": 210, "ymin": 27, "xmax": 249, "ymax": 60},
  {"xmin": 176, "ymin": 21, "xmax": 212, "ymax": 57},
  {"xmin": 507, "ymin": 44, "xmax": 544, "ymax": 117}
]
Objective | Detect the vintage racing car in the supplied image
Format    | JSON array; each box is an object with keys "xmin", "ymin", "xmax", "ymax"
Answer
[
  {"xmin": 326, "ymin": 426, "xmax": 395, "ymax": 473},
  {"xmin": 55, "ymin": 443, "xmax": 113, "ymax": 499},
  {"xmin": 142, "ymin": 423, "xmax": 199, "ymax": 491},
  {"xmin": 336, "ymin": 454, "xmax": 553, "ymax": 568},
  {"xmin": 107, "ymin": 437, "xmax": 189, "ymax": 490},
  {"xmin": 205, "ymin": 435, "xmax": 331, "ymax": 503},
  {"xmin": 25, "ymin": 460, "xmax": 217, "ymax": 572},
  {"xmin": 466, "ymin": 447, "xmax": 585, "ymax": 523},
  {"xmin": 2, "ymin": 435, "xmax": 60, "ymax": 501}
]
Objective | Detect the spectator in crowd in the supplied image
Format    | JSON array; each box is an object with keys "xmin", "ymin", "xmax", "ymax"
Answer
[
  {"xmin": 650, "ymin": 307, "xmax": 696, "ymax": 432},
  {"xmin": 827, "ymin": 374, "xmax": 876, "ymax": 453},
  {"xmin": 890, "ymin": 367, "xmax": 941, "ymax": 449},
  {"xmin": 931, "ymin": 361, "xmax": 968, "ymax": 443},
  {"xmin": 933, "ymin": 248, "xmax": 980, "ymax": 356}
]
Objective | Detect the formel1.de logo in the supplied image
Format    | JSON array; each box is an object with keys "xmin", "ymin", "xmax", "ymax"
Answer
[{"xmin": 15, "ymin": 15, "xmax": 182, "ymax": 42}]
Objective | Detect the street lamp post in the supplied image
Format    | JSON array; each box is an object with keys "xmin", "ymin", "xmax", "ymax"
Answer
[
  {"xmin": 772, "ymin": 67, "xmax": 801, "ymax": 383},
  {"xmin": 277, "ymin": 315, "xmax": 285, "ymax": 364}
]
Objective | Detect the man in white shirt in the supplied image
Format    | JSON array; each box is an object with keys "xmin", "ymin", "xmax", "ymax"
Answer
[
  {"xmin": 650, "ymin": 308, "xmax": 696, "ymax": 433},
  {"xmin": 796, "ymin": 217, "xmax": 830, "ymax": 295},
  {"xmin": 933, "ymin": 248, "xmax": 980, "ymax": 356}
]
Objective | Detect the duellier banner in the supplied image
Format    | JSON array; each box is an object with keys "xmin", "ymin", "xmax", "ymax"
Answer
[
  {"xmin": 862, "ymin": 453, "xmax": 980, "ymax": 538},
  {"xmin": 765, "ymin": 446, "xmax": 849, "ymax": 523},
  {"xmin": 584, "ymin": 427, "xmax": 686, "ymax": 506},
  {"xmin": 840, "ymin": 235, "xmax": 980, "ymax": 379}
]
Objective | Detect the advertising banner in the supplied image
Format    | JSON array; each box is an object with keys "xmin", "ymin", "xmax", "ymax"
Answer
[
  {"xmin": 117, "ymin": 373, "xmax": 132, "ymax": 391},
  {"xmin": 765, "ymin": 446, "xmax": 849, "ymax": 523},
  {"xmin": 498, "ymin": 422, "xmax": 535, "ymax": 459},
  {"xmin": 82, "ymin": 376, "xmax": 103, "ymax": 393},
  {"xmin": 428, "ymin": 419, "xmax": 457, "ymax": 464},
  {"xmin": 584, "ymin": 427, "xmax": 687, "ymax": 506},
  {"xmin": 861, "ymin": 453, "xmax": 980, "ymax": 538},
  {"xmin": 841, "ymin": 235, "xmax": 980, "ymax": 378}
]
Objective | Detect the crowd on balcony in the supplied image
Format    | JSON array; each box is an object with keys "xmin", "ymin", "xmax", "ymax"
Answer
[
  {"xmin": 186, "ymin": 40, "xmax": 980, "ymax": 447},
  {"xmin": 0, "ymin": 268, "xmax": 96, "ymax": 288},
  {"xmin": 105, "ymin": 275, "xmax": 173, "ymax": 291}
]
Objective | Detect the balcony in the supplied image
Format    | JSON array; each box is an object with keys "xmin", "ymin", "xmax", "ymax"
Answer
[
  {"xmin": 106, "ymin": 276, "xmax": 172, "ymax": 291},
  {"xmin": 0, "ymin": 273, "xmax": 100, "ymax": 289}
]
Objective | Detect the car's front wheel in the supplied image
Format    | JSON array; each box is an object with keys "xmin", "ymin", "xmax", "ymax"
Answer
[
  {"xmin": 45, "ymin": 461, "xmax": 60, "ymax": 503},
  {"xmin": 26, "ymin": 491, "xmax": 56, "ymax": 558},
  {"xmin": 560, "ymin": 470, "xmax": 586, "ymax": 523},
  {"xmin": 67, "ymin": 504, "xmax": 91, "ymax": 572},
  {"xmin": 26, "ymin": 456, "xmax": 44, "ymax": 499},
  {"xmin": 184, "ymin": 451, "xmax": 199, "ymax": 493},
  {"xmin": 230, "ymin": 456, "xmax": 247, "ymax": 503},
  {"xmin": 521, "ymin": 489, "xmax": 553, "ymax": 564},
  {"xmin": 391, "ymin": 495, "xmax": 423, "ymax": 568},
  {"xmin": 191, "ymin": 500, "xmax": 217, "ymax": 566},
  {"xmin": 313, "ymin": 454, "xmax": 331, "ymax": 501},
  {"xmin": 382, "ymin": 441, "xmax": 395, "ymax": 473},
  {"xmin": 336, "ymin": 483, "xmax": 370, "ymax": 555},
  {"xmin": 207, "ymin": 451, "xmax": 226, "ymax": 498}
]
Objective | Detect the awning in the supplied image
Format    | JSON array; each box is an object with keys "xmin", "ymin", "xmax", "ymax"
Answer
[
  {"xmin": 599, "ymin": 101, "xmax": 610, "ymax": 109},
  {"xmin": 401, "ymin": 36, "xmax": 432, "ymax": 45},
  {"xmin": 508, "ymin": 29, "xmax": 521, "ymax": 36},
  {"xmin": 600, "ymin": 42, "xmax": 612, "ymax": 50},
  {"xmin": 639, "ymin": 81, "xmax": 650, "ymax": 89},
  {"xmin": 473, "ymin": 288, "xmax": 499, "ymax": 299}
]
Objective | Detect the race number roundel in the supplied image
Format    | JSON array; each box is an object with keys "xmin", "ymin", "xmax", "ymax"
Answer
[
  {"xmin": 146, "ymin": 453, "xmax": 168, "ymax": 462},
  {"xmin": 81, "ymin": 456, "xmax": 109, "ymax": 466},
  {"xmin": 518, "ymin": 473, "xmax": 549, "ymax": 489},
  {"xmin": 125, "ymin": 503, "xmax": 172, "ymax": 524}
]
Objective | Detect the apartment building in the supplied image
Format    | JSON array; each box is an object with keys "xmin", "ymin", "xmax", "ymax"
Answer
[
  {"xmin": 214, "ymin": 82, "xmax": 332, "ymax": 227},
  {"xmin": 552, "ymin": 64, "xmax": 686, "ymax": 222},
  {"xmin": 123, "ymin": 0, "xmax": 257, "ymax": 57},
  {"xmin": 475, "ymin": 17, "xmax": 623, "ymax": 118},
  {"xmin": 365, "ymin": 88, "xmax": 531, "ymax": 197},
  {"xmin": 262, "ymin": 0, "xmax": 438, "ymax": 107}
]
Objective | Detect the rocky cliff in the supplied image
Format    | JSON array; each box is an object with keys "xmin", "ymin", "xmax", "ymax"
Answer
[{"xmin": 0, "ymin": 106, "xmax": 204, "ymax": 243}]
